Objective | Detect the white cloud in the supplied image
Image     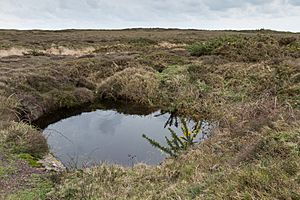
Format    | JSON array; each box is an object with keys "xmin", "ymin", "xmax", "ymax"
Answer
[{"xmin": 0, "ymin": 0, "xmax": 299, "ymax": 31}]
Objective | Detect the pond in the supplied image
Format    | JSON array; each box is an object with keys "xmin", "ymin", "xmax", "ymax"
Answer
[{"xmin": 35, "ymin": 101, "xmax": 210, "ymax": 168}]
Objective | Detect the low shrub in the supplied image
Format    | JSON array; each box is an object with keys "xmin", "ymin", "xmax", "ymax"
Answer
[
  {"xmin": 187, "ymin": 40, "xmax": 221, "ymax": 56},
  {"xmin": 188, "ymin": 35, "xmax": 300, "ymax": 62}
]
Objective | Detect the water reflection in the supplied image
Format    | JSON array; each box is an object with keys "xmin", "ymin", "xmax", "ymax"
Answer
[
  {"xmin": 37, "ymin": 102, "xmax": 213, "ymax": 168},
  {"xmin": 95, "ymin": 111, "xmax": 123, "ymax": 135}
]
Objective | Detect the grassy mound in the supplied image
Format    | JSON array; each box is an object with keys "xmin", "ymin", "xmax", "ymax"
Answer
[
  {"xmin": 98, "ymin": 67, "xmax": 160, "ymax": 105},
  {"xmin": 1, "ymin": 122, "xmax": 48, "ymax": 158}
]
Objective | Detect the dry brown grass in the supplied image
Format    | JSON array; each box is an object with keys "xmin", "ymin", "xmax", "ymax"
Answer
[
  {"xmin": 0, "ymin": 94, "xmax": 21, "ymax": 122},
  {"xmin": 98, "ymin": 67, "xmax": 160, "ymax": 105},
  {"xmin": 1, "ymin": 122, "xmax": 48, "ymax": 158},
  {"xmin": 0, "ymin": 29, "xmax": 299, "ymax": 199}
]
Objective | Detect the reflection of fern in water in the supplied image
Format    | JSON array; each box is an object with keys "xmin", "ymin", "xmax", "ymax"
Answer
[{"xmin": 142, "ymin": 119, "xmax": 203, "ymax": 157}]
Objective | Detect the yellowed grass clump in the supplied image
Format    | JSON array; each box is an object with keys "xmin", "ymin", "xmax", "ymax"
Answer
[{"xmin": 98, "ymin": 67, "xmax": 160, "ymax": 105}]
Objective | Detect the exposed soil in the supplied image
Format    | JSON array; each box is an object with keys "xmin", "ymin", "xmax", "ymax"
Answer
[{"xmin": 0, "ymin": 152, "xmax": 46, "ymax": 198}]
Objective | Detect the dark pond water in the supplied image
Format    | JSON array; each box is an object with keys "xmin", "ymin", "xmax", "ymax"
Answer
[{"xmin": 35, "ymin": 101, "xmax": 210, "ymax": 168}]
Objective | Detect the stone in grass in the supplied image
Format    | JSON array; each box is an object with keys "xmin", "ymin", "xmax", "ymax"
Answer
[{"xmin": 38, "ymin": 154, "xmax": 66, "ymax": 172}]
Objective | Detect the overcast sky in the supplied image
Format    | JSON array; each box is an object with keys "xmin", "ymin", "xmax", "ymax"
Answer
[{"xmin": 0, "ymin": 0, "xmax": 299, "ymax": 31}]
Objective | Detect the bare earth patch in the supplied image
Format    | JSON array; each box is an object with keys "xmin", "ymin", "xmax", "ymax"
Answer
[
  {"xmin": 0, "ymin": 46, "xmax": 95, "ymax": 58},
  {"xmin": 0, "ymin": 153, "xmax": 46, "ymax": 198},
  {"xmin": 0, "ymin": 48, "xmax": 27, "ymax": 58}
]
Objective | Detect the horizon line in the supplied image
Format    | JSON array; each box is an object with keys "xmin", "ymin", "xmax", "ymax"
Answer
[{"xmin": 0, "ymin": 27, "xmax": 298, "ymax": 33}]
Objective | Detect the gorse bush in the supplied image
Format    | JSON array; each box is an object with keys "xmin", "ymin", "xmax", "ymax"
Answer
[
  {"xmin": 188, "ymin": 34, "xmax": 300, "ymax": 62},
  {"xmin": 187, "ymin": 35, "xmax": 246, "ymax": 56},
  {"xmin": 287, "ymin": 40, "xmax": 300, "ymax": 55},
  {"xmin": 143, "ymin": 119, "xmax": 203, "ymax": 157},
  {"xmin": 187, "ymin": 41, "xmax": 218, "ymax": 56}
]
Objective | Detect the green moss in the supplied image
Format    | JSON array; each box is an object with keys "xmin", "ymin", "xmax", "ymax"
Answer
[{"xmin": 18, "ymin": 153, "xmax": 42, "ymax": 168}]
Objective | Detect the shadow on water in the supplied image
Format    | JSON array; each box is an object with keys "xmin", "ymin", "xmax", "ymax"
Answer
[
  {"xmin": 33, "ymin": 100, "xmax": 158, "ymax": 129},
  {"xmin": 33, "ymin": 100, "xmax": 214, "ymax": 169}
]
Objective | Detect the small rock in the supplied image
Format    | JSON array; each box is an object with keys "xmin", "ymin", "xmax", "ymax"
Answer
[{"xmin": 38, "ymin": 154, "xmax": 66, "ymax": 172}]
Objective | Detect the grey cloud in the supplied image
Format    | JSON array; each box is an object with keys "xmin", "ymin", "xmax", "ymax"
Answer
[
  {"xmin": 202, "ymin": 0, "xmax": 245, "ymax": 11},
  {"xmin": 86, "ymin": 0, "xmax": 101, "ymax": 8},
  {"xmin": 288, "ymin": 0, "xmax": 300, "ymax": 6},
  {"xmin": 0, "ymin": 0, "xmax": 299, "ymax": 31}
]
